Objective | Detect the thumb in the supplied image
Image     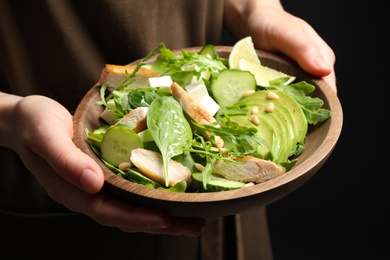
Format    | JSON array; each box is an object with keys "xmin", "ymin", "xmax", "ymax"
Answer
[{"xmin": 24, "ymin": 96, "xmax": 105, "ymax": 194}]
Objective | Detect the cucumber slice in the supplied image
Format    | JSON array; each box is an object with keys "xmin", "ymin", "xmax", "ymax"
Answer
[
  {"xmin": 211, "ymin": 69, "xmax": 256, "ymax": 107},
  {"xmin": 101, "ymin": 124, "xmax": 143, "ymax": 166},
  {"xmin": 191, "ymin": 172, "xmax": 245, "ymax": 192},
  {"xmin": 157, "ymin": 180, "xmax": 187, "ymax": 192},
  {"xmin": 199, "ymin": 44, "xmax": 229, "ymax": 67},
  {"xmin": 126, "ymin": 168, "xmax": 162, "ymax": 188},
  {"xmin": 199, "ymin": 44, "xmax": 217, "ymax": 59}
]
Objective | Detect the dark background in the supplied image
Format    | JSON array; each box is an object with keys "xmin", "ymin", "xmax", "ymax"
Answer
[{"xmin": 267, "ymin": 1, "xmax": 387, "ymax": 259}]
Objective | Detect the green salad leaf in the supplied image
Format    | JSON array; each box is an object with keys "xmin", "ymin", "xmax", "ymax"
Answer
[
  {"xmin": 151, "ymin": 43, "xmax": 227, "ymax": 86},
  {"xmin": 268, "ymin": 80, "xmax": 331, "ymax": 125},
  {"xmin": 147, "ymin": 96, "xmax": 193, "ymax": 186}
]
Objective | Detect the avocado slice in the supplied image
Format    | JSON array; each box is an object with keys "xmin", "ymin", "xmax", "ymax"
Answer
[
  {"xmin": 232, "ymin": 97, "xmax": 290, "ymax": 162},
  {"xmin": 253, "ymin": 102, "xmax": 291, "ymax": 162},
  {"xmin": 232, "ymin": 89, "xmax": 307, "ymax": 163},
  {"xmin": 269, "ymin": 90, "xmax": 308, "ymax": 145},
  {"xmin": 262, "ymin": 99, "xmax": 298, "ymax": 156},
  {"xmin": 230, "ymin": 115, "xmax": 275, "ymax": 160}
]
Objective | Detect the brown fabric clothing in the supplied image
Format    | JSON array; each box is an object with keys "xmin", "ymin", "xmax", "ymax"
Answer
[
  {"xmin": 0, "ymin": 0, "xmax": 224, "ymax": 215},
  {"xmin": 0, "ymin": 1, "xmax": 272, "ymax": 259},
  {"xmin": 0, "ymin": 0, "xmax": 224, "ymax": 111}
]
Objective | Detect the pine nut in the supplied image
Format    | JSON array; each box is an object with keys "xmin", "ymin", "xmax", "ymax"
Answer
[
  {"xmin": 251, "ymin": 115, "xmax": 260, "ymax": 125},
  {"xmin": 118, "ymin": 161, "xmax": 132, "ymax": 171},
  {"xmin": 243, "ymin": 89, "xmax": 256, "ymax": 97},
  {"xmin": 250, "ymin": 106, "xmax": 259, "ymax": 115},
  {"xmin": 194, "ymin": 163, "xmax": 205, "ymax": 172},
  {"xmin": 218, "ymin": 147, "xmax": 229, "ymax": 153},
  {"xmin": 266, "ymin": 91, "xmax": 279, "ymax": 100},
  {"xmin": 265, "ymin": 102, "xmax": 275, "ymax": 112},
  {"xmin": 215, "ymin": 136, "xmax": 224, "ymax": 148}
]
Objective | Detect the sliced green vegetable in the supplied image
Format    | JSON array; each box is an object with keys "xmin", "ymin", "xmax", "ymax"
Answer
[
  {"xmin": 199, "ymin": 44, "xmax": 217, "ymax": 59},
  {"xmin": 100, "ymin": 124, "xmax": 143, "ymax": 166},
  {"xmin": 211, "ymin": 69, "xmax": 256, "ymax": 107},
  {"xmin": 156, "ymin": 180, "xmax": 187, "ymax": 192},
  {"xmin": 232, "ymin": 89, "xmax": 308, "ymax": 163},
  {"xmin": 191, "ymin": 172, "xmax": 246, "ymax": 192},
  {"xmin": 126, "ymin": 168, "xmax": 162, "ymax": 188}
]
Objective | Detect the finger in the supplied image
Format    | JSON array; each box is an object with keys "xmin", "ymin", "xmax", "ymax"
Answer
[
  {"xmin": 72, "ymin": 189, "xmax": 206, "ymax": 236},
  {"xmin": 250, "ymin": 15, "xmax": 337, "ymax": 91},
  {"xmin": 44, "ymin": 169, "xmax": 205, "ymax": 236},
  {"xmin": 46, "ymin": 135, "xmax": 105, "ymax": 194},
  {"xmin": 265, "ymin": 21, "xmax": 333, "ymax": 77},
  {"xmin": 22, "ymin": 96, "xmax": 104, "ymax": 193},
  {"xmin": 24, "ymin": 157, "xmax": 172, "ymax": 232}
]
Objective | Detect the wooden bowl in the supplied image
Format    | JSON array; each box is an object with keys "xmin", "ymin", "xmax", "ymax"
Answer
[{"xmin": 73, "ymin": 46, "xmax": 343, "ymax": 218}]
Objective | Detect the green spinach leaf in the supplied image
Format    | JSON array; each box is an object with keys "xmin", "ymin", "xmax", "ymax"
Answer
[{"xmin": 147, "ymin": 96, "xmax": 193, "ymax": 186}]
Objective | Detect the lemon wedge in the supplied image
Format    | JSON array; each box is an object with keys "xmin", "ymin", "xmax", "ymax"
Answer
[
  {"xmin": 230, "ymin": 36, "xmax": 296, "ymax": 87},
  {"xmin": 229, "ymin": 36, "xmax": 260, "ymax": 69},
  {"xmin": 239, "ymin": 59, "xmax": 296, "ymax": 87}
]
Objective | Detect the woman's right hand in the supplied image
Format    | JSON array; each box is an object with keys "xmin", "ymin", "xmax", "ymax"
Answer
[{"xmin": 0, "ymin": 93, "xmax": 206, "ymax": 236}]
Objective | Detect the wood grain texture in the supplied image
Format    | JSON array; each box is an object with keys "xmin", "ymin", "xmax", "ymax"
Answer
[{"xmin": 72, "ymin": 46, "xmax": 343, "ymax": 218}]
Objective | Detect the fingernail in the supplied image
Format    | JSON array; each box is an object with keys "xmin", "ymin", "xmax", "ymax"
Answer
[{"xmin": 80, "ymin": 168, "xmax": 99, "ymax": 192}]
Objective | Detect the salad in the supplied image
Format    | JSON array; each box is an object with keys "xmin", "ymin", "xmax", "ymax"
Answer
[{"xmin": 85, "ymin": 38, "xmax": 331, "ymax": 193}]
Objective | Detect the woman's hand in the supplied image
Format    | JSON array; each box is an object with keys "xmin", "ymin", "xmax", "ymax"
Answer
[
  {"xmin": 224, "ymin": 0, "xmax": 337, "ymax": 92},
  {"xmin": 3, "ymin": 94, "xmax": 205, "ymax": 236}
]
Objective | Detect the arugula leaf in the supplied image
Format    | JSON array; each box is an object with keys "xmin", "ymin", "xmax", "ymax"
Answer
[
  {"xmin": 191, "ymin": 118, "xmax": 270, "ymax": 158},
  {"xmin": 151, "ymin": 43, "xmax": 227, "ymax": 86},
  {"xmin": 127, "ymin": 88, "xmax": 160, "ymax": 108},
  {"xmin": 269, "ymin": 80, "xmax": 331, "ymax": 125},
  {"xmin": 201, "ymin": 163, "xmax": 213, "ymax": 190},
  {"xmin": 96, "ymin": 83, "xmax": 109, "ymax": 107},
  {"xmin": 101, "ymin": 43, "xmax": 164, "ymax": 102}
]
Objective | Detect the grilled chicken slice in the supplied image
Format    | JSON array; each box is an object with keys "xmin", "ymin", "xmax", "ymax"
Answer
[
  {"xmin": 171, "ymin": 82, "xmax": 225, "ymax": 147},
  {"xmin": 212, "ymin": 156, "xmax": 286, "ymax": 183},
  {"xmin": 113, "ymin": 107, "xmax": 148, "ymax": 133},
  {"xmin": 130, "ymin": 148, "xmax": 192, "ymax": 187},
  {"xmin": 98, "ymin": 64, "xmax": 159, "ymax": 89},
  {"xmin": 171, "ymin": 82, "xmax": 216, "ymax": 125}
]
